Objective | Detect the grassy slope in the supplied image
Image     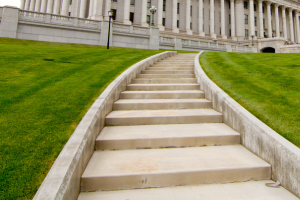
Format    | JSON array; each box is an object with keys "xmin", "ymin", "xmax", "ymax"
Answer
[
  {"xmin": 200, "ymin": 52, "xmax": 300, "ymax": 149},
  {"xmin": 0, "ymin": 38, "xmax": 162, "ymax": 199}
]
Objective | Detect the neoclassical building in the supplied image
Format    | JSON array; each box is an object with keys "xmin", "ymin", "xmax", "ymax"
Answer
[{"xmin": 19, "ymin": 0, "xmax": 300, "ymax": 43}]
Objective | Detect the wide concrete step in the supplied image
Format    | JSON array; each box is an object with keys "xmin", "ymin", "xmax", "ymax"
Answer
[
  {"xmin": 126, "ymin": 84, "xmax": 200, "ymax": 91},
  {"xmin": 105, "ymin": 109, "xmax": 222, "ymax": 126},
  {"xmin": 81, "ymin": 145, "xmax": 271, "ymax": 191},
  {"xmin": 137, "ymin": 74, "xmax": 195, "ymax": 78},
  {"xmin": 147, "ymin": 67, "xmax": 194, "ymax": 70},
  {"xmin": 78, "ymin": 180, "xmax": 299, "ymax": 200},
  {"xmin": 132, "ymin": 78, "xmax": 197, "ymax": 84},
  {"xmin": 113, "ymin": 99, "xmax": 212, "ymax": 110},
  {"xmin": 141, "ymin": 70, "xmax": 194, "ymax": 74},
  {"xmin": 119, "ymin": 90, "xmax": 205, "ymax": 99},
  {"xmin": 96, "ymin": 123, "xmax": 240, "ymax": 150},
  {"xmin": 153, "ymin": 64, "xmax": 194, "ymax": 67}
]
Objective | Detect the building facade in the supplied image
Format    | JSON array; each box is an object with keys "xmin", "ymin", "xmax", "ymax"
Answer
[{"xmin": 19, "ymin": 0, "xmax": 300, "ymax": 44}]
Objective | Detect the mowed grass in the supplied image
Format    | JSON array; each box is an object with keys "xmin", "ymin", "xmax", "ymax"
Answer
[
  {"xmin": 200, "ymin": 52, "xmax": 300, "ymax": 148},
  {"xmin": 0, "ymin": 38, "xmax": 163, "ymax": 200}
]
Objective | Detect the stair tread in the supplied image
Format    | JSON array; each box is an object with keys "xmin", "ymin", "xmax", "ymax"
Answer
[
  {"xmin": 114, "ymin": 99, "xmax": 209, "ymax": 104},
  {"xmin": 78, "ymin": 180, "xmax": 299, "ymax": 200},
  {"xmin": 121, "ymin": 90, "xmax": 203, "ymax": 94},
  {"xmin": 97, "ymin": 123, "xmax": 239, "ymax": 141},
  {"xmin": 82, "ymin": 145, "xmax": 270, "ymax": 177},
  {"xmin": 106, "ymin": 109, "xmax": 221, "ymax": 118}
]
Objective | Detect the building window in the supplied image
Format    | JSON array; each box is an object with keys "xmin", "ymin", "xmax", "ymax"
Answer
[
  {"xmin": 244, "ymin": 1, "xmax": 248, "ymax": 9},
  {"xmin": 177, "ymin": 20, "xmax": 179, "ymax": 28},
  {"xmin": 255, "ymin": 17, "xmax": 257, "ymax": 26},
  {"xmin": 229, "ymin": 14, "xmax": 231, "ymax": 24},
  {"xmin": 163, "ymin": 0, "xmax": 166, "ymax": 11},
  {"xmin": 245, "ymin": 14, "xmax": 248, "ymax": 24},
  {"xmin": 229, "ymin": 1, "xmax": 230, "ymax": 9},
  {"xmin": 68, "ymin": 12, "xmax": 71, "ymax": 16},
  {"xmin": 190, "ymin": 6, "xmax": 192, "ymax": 16},
  {"xmin": 177, "ymin": 3, "xmax": 180, "ymax": 14},
  {"xmin": 130, "ymin": 12, "xmax": 134, "ymax": 23},
  {"xmin": 147, "ymin": 0, "xmax": 151, "ymax": 8},
  {"xmin": 111, "ymin": 0, "xmax": 117, "ymax": 2},
  {"xmin": 263, "ymin": 19, "xmax": 265, "ymax": 28},
  {"xmin": 190, "ymin": 22, "xmax": 192, "ymax": 29},
  {"xmin": 255, "ymin": 31, "xmax": 257, "ymax": 36},
  {"xmin": 130, "ymin": 0, "xmax": 134, "ymax": 5},
  {"xmin": 70, "ymin": 0, "xmax": 72, "ymax": 5},
  {"xmin": 220, "ymin": 28, "xmax": 221, "ymax": 34},
  {"xmin": 254, "ymin": 4, "xmax": 256, "ymax": 11},
  {"xmin": 112, "ymin": 9, "xmax": 116, "ymax": 20},
  {"xmin": 162, "ymin": 18, "xmax": 165, "ymax": 26},
  {"xmin": 229, "ymin": 29, "xmax": 231, "ymax": 37},
  {"xmin": 262, "ymin": 6, "xmax": 264, "ymax": 13},
  {"xmin": 245, "ymin": 29, "xmax": 249, "ymax": 37},
  {"xmin": 147, "ymin": 15, "xmax": 150, "ymax": 24}
]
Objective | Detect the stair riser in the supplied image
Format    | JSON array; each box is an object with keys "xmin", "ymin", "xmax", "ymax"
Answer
[
  {"xmin": 126, "ymin": 85, "xmax": 199, "ymax": 91},
  {"xmin": 132, "ymin": 79, "xmax": 197, "ymax": 84},
  {"xmin": 81, "ymin": 167, "xmax": 271, "ymax": 192},
  {"xmin": 147, "ymin": 67, "xmax": 194, "ymax": 70},
  {"xmin": 96, "ymin": 135, "xmax": 241, "ymax": 150},
  {"xmin": 153, "ymin": 65, "xmax": 194, "ymax": 67},
  {"xmin": 119, "ymin": 92, "xmax": 205, "ymax": 99},
  {"xmin": 105, "ymin": 115, "xmax": 223, "ymax": 126},
  {"xmin": 113, "ymin": 102, "xmax": 212, "ymax": 110},
  {"xmin": 137, "ymin": 74, "xmax": 195, "ymax": 78},
  {"xmin": 141, "ymin": 70, "xmax": 194, "ymax": 75}
]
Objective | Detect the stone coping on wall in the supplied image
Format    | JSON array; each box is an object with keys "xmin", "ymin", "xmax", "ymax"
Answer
[
  {"xmin": 195, "ymin": 51, "xmax": 300, "ymax": 198},
  {"xmin": 33, "ymin": 51, "xmax": 177, "ymax": 200}
]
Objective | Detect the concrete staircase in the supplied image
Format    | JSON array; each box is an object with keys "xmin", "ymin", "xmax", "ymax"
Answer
[{"xmin": 78, "ymin": 54, "xmax": 298, "ymax": 200}]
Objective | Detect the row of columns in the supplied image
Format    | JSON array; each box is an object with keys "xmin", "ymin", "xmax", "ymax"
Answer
[{"xmin": 20, "ymin": 0, "xmax": 300, "ymax": 42}]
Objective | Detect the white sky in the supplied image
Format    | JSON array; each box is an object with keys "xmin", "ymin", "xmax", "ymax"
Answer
[{"xmin": 0, "ymin": 0, "xmax": 20, "ymax": 8}]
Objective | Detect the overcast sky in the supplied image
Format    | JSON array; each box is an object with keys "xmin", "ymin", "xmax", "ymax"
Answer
[{"xmin": 0, "ymin": 0, "xmax": 20, "ymax": 8}]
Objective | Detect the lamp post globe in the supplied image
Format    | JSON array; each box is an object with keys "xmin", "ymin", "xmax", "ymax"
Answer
[
  {"xmin": 251, "ymin": 34, "xmax": 255, "ymax": 46},
  {"xmin": 149, "ymin": 6, "xmax": 157, "ymax": 27}
]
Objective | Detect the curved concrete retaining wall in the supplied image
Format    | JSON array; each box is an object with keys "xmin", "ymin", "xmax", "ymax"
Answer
[
  {"xmin": 195, "ymin": 51, "xmax": 300, "ymax": 198},
  {"xmin": 33, "ymin": 51, "xmax": 177, "ymax": 200}
]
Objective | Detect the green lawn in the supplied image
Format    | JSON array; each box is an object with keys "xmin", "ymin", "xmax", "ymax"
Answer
[
  {"xmin": 0, "ymin": 38, "xmax": 163, "ymax": 200},
  {"xmin": 200, "ymin": 52, "xmax": 300, "ymax": 148}
]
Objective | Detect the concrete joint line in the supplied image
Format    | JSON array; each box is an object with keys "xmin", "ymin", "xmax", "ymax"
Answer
[
  {"xmin": 195, "ymin": 51, "xmax": 300, "ymax": 198},
  {"xmin": 33, "ymin": 51, "xmax": 177, "ymax": 200}
]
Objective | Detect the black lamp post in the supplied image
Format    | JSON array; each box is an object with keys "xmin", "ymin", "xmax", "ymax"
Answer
[
  {"xmin": 149, "ymin": 6, "xmax": 157, "ymax": 27},
  {"xmin": 107, "ymin": 10, "xmax": 113, "ymax": 49},
  {"xmin": 251, "ymin": 34, "xmax": 255, "ymax": 46}
]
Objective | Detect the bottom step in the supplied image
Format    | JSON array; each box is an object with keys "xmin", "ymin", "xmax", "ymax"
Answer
[{"xmin": 78, "ymin": 180, "xmax": 299, "ymax": 200}]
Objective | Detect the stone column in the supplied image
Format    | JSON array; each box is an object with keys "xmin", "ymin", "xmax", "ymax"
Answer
[
  {"xmin": 220, "ymin": 0, "xmax": 226, "ymax": 39},
  {"xmin": 235, "ymin": 0, "xmax": 244, "ymax": 40},
  {"xmin": 92, "ymin": 0, "xmax": 104, "ymax": 20},
  {"xmin": 61, "ymin": 0, "xmax": 69, "ymax": 15},
  {"xmin": 258, "ymin": 0, "xmax": 264, "ymax": 38},
  {"xmin": 210, "ymin": 0, "xmax": 215, "ymax": 37},
  {"xmin": 20, "ymin": 0, "xmax": 26, "ymax": 9},
  {"xmin": 79, "ymin": 0, "xmax": 88, "ymax": 18},
  {"xmin": 35, "ymin": 0, "xmax": 42, "ymax": 11},
  {"xmin": 230, "ymin": 0, "xmax": 236, "ymax": 39},
  {"xmin": 46, "ymin": 0, "xmax": 54, "ymax": 13},
  {"xmin": 123, "ymin": 0, "xmax": 131, "ymax": 24},
  {"xmin": 266, "ymin": 1, "xmax": 272, "ymax": 38},
  {"xmin": 274, "ymin": 4, "xmax": 280, "ymax": 37},
  {"xmin": 25, "ymin": 0, "xmax": 31, "ymax": 10},
  {"xmin": 30, "ymin": 0, "xmax": 36, "ymax": 11},
  {"xmin": 53, "ymin": 0, "xmax": 61, "ymax": 14},
  {"xmin": 157, "ymin": 0, "xmax": 164, "ymax": 30},
  {"xmin": 104, "ymin": 0, "xmax": 111, "ymax": 20},
  {"xmin": 289, "ymin": 8, "xmax": 294, "ymax": 41},
  {"xmin": 249, "ymin": 0, "xmax": 255, "ymax": 38},
  {"xmin": 198, "ymin": 0, "xmax": 205, "ymax": 36},
  {"xmin": 282, "ymin": 6, "xmax": 287, "ymax": 39},
  {"xmin": 141, "ymin": 0, "xmax": 148, "ymax": 27},
  {"xmin": 296, "ymin": 11, "xmax": 300, "ymax": 43},
  {"xmin": 186, "ymin": 0, "xmax": 192, "ymax": 34},
  {"xmin": 172, "ymin": 0, "xmax": 179, "ymax": 33},
  {"xmin": 88, "ymin": 0, "xmax": 94, "ymax": 18}
]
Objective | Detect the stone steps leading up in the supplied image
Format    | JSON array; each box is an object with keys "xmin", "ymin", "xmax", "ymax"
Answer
[{"xmin": 78, "ymin": 53, "xmax": 297, "ymax": 200}]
